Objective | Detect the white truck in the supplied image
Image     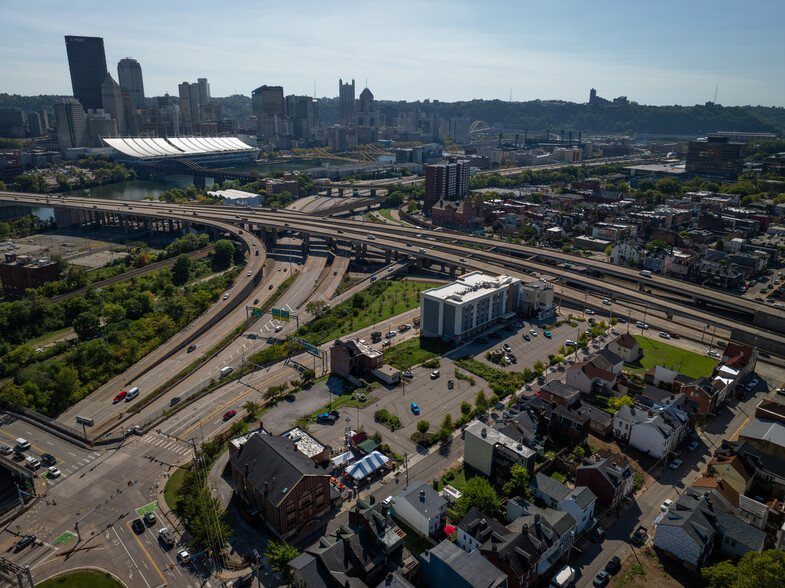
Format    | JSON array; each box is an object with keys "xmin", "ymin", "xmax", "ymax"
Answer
[{"xmin": 549, "ymin": 565, "xmax": 576, "ymax": 588}]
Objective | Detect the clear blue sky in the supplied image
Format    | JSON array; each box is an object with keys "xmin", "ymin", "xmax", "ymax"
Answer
[{"xmin": 3, "ymin": 0, "xmax": 784, "ymax": 106}]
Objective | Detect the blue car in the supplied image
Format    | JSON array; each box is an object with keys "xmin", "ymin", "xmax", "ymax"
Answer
[
  {"xmin": 411, "ymin": 403, "xmax": 420, "ymax": 415},
  {"xmin": 543, "ymin": 330, "xmax": 551, "ymax": 338}
]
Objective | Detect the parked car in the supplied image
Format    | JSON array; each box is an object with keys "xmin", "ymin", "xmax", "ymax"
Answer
[
  {"xmin": 223, "ymin": 410, "xmax": 237, "ymax": 420},
  {"xmin": 410, "ymin": 403, "xmax": 420, "ymax": 415},
  {"xmin": 593, "ymin": 571, "xmax": 610, "ymax": 587},
  {"xmin": 661, "ymin": 499, "xmax": 674, "ymax": 511},
  {"xmin": 284, "ymin": 393, "xmax": 296, "ymax": 402},
  {"xmin": 687, "ymin": 440, "xmax": 699, "ymax": 451},
  {"xmin": 430, "ymin": 370, "xmax": 440, "ymax": 379},
  {"xmin": 543, "ymin": 330, "xmax": 551, "ymax": 338},
  {"xmin": 503, "ymin": 344, "xmax": 512, "ymax": 353},
  {"xmin": 708, "ymin": 349, "xmax": 720, "ymax": 358},
  {"xmin": 47, "ymin": 466, "xmax": 61, "ymax": 478},
  {"xmin": 529, "ymin": 329, "xmax": 538, "ymax": 336},
  {"xmin": 402, "ymin": 371, "xmax": 414, "ymax": 379},
  {"xmin": 669, "ymin": 458, "xmax": 683, "ymax": 470},
  {"xmin": 523, "ymin": 334, "xmax": 530, "ymax": 341},
  {"xmin": 605, "ymin": 556, "xmax": 622, "ymax": 575},
  {"xmin": 591, "ymin": 526, "xmax": 606, "ymax": 542}
]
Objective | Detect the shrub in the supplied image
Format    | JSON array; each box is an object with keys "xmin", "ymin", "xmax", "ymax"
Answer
[
  {"xmin": 417, "ymin": 420, "xmax": 430, "ymax": 434},
  {"xmin": 422, "ymin": 358, "xmax": 440, "ymax": 369},
  {"xmin": 460, "ymin": 401, "xmax": 472, "ymax": 415}
]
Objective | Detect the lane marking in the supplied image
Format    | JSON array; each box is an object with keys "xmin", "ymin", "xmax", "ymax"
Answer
[{"xmin": 114, "ymin": 525, "xmax": 153, "ymax": 588}]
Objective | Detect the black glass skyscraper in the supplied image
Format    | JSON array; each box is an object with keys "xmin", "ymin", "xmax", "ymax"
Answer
[{"xmin": 65, "ymin": 35, "xmax": 107, "ymax": 110}]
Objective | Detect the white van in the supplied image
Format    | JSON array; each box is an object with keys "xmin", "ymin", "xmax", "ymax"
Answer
[
  {"xmin": 16, "ymin": 438, "xmax": 30, "ymax": 451},
  {"xmin": 125, "ymin": 387, "xmax": 140, "ymax": 401},
  {"xmin": 639, "ymin": 270, "xmax": 652, "ymax": 278},
  {"xmin": 25, "ymin": 456, "xmax": 40, "ymax": 470},
  {"xmin": 220, "ymin": 366, "xmax": 233, "ymax": 378}
]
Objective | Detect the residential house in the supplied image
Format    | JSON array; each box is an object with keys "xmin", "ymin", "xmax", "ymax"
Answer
[
  {"xmin": 609, "ymin": 241, "xmax": 645, "ymax": 267},
  {"xmin": 718, "ymin": 440, "xmax": 785, "ymax": 501},
  {"xmin": 739, "ymin": 418, "xmax": 785, "ymax": 461},
  {"xmin": 419, "ymin": 540, "xmax": 508, "ymax": 588},
  {"xmin": 394, "ymin": 481, "xmax": 447, "ymax": 538},
  {"xmin": 674, "ymin": 375, "xmax": 720, "ymax": 415},
  {"xmin": 653, "ymin": 489, "xmax": 766, "ymax": 570},
  {"xmin": 721, "ymin": 343, "xmax": 758, "ymax": 382},
  {"xmin": 644, "ymin": 250, "xmax": 674, "ymax": 274},
  {"xmin": 457, "ymin": 507, "xmax": 510, "ymax": 553},
  {"xmin": 613, "ymin": 401, "xmax": 688, "ymax": 459},
  {"xmin": 528, "ymin": 474, "xmax": 596, "ymax": 534},
  {"xmin": 566, "ymin": 361, "xmax": 617, "ymax": 396},
  {"xmin": 690, "ymin": 260, "xmax": 744, "ymax": 290},
  {"xmin": 477, "ymin": 527, "xmax": 540, "ymax": 588},
  {"xmin": 505, "ymin": 504, "xmax": 577, "ymax": 578},
  {"xmin": 539, "ymin": 381, "xmax": 580, "ymax": 408},
  {"xmin": 463, "ymin": 421, "xmax": 536, "ymax": 485},
  {"xmin": 591, "ymin": 349, "xmax": 624, "ymax": 376},
  {"xmin": 497, "ymin": 410, "xmax": 541, "ymax": 448},
  {"xmin": 606, "ymin": 333, "xmax": 641, "ymax": 363},
  {"xmin": 229, "ymin": 432, "xmax": 334, "ymax": 540},
  {"xmin": 548, "ymin": 405, "xmax": 590, "ymax": 447},
  {"xmin": 708, "ymin": 454, "xmax": 753, "ymax": 496},
  {"xmin": 330, "ymin": 338, "xmax": 385, "ymax": 382},
  {"xmin": 289, "ymin": 497, "xmax": 409, "ymax": 588},
  {"xmin": 755, "ymin": 399, "xmax": 785, "ymax": 425},
  {"xmin": 530, "ymin": 473, "xmax": 570, "ymax": 509},
  {"xmin": 575, "ymin": 452, "xmax": 635, "ymax": 509}
]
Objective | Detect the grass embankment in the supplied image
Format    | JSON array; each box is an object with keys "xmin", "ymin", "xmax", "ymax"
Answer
[
  {"xmin": 164, "ymin": 466, "xmax": 190, "ymax": 510},
  {"xmin": 630, "ymin": 335, "xmax": 717, "ymax": 379},
  {"xmin": 385, "ymin": 337, "xmax": 454, "ymax": 370},
  {"xmin": 299, "ymin": 279, "xmax": 436, "ymax": 344},
  {"xmin": 38, "ymin": 571, "xmax": 124, "ymax": 588},
  {"xmin": 378, "ymin": 208, "xmax": 405, "ymax": 225}
]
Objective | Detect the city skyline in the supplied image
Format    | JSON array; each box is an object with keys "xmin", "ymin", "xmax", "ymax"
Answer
[{"xmin": 2, "ymin": 0, "xmax": 785, "ymax": 107}]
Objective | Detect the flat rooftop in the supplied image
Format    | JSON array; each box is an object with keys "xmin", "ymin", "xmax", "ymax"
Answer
[{"xmin": 423, "ymin": 271, "xmax": 519, "ymax": 303}]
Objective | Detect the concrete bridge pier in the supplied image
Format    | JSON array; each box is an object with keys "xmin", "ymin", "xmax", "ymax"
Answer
[
  {"xmin": 302, "ymin": 234, "xmax": 310, "ymax": 255},
  {"xmin": 265, "ymin": 227, "xmax": 277, "ymax": 245},
  {"xmin": 370, "ymin": 188, "xmax": 377, "ymax": 197},
  {"xmin": 385, "ymin": 251, "xmax": 392, "ymax": 264},
  {"xmin": 326, "ymin": 188, "xmax": 332, "ymax": 197},
  {"xmin": 450, "ymin": 265, "xmax": 457, "ymax": 279},
  {"xmin": 338, "ymin": 188, "xmax": 344, "ymax": 197}
]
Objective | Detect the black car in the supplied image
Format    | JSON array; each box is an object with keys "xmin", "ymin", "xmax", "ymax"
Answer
[
  {"xmin": 234, "ymin": 573, "xmax": 255, "ymax": 587},
  {"xmin": 591, "ymin": 526, "xmax": 606, "ymax": 542},
  {"xmin": 132, "ymin": 519, "xmax": 145, "ymax": 534},
  {"xmin": 40, "ymin": 453, "xmax": 57, "ymax": 466},
  {"xmin": 187, "ymin": 344, "xmax": 196, "ymax": 353},
  {"xmin": 330, "ymin": 410, "xmax": 340, "ymax": 417},
  {"xmin": 474, "ymin": 337, "xmax": 488, "ymax": 344},
  {"xmin": 15, "ymin": 535, "xmax": 36, "ymax": 550},
  {"xmin": 605, "ymin": 556, "xmax": 622, "ymax": 575},
  {"xmin": 284, "ymin": 393, "xmax": 296, "ymax": 402}
]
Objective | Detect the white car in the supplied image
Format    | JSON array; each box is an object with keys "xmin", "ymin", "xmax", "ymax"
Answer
[
  {"xmin": 402, "ymin": 371, "xmax": 414, "ymax": 379},
  {"xmin": 602, "ymin": 299, "xmax": 611, "ymax": 305},
  {"xmin": 247, "ymin": 270, "xmax": 252, "ymax": 276},
  {"xmin": 529, "ymin": 329, "xmax": 538, "ymax": 336},
  {"xmin": 636, "ymin": 321, "xmax": 649, "ymax": 329},
  {"xmin": 222, "ymin": 293, "xmax": 229, "ymax": 300},
  {"xmin": 275, "ymin": 325, "xmax": 283, "ymax": 332},
  {"xmin": 585, "ymin": 309, "xmax": 595, "ymax": 315},
  {"xmin": 48, "ymin": 467, "xmax": 61, "ymax": 478},
  {"xmin": 660, "ymin": 499, "xmax": 673, "ymax": 511},
  {"xmin": 659, "ymin": 331, "xmax": 670, "ymax": 339},
  {"xmin": 177, "ymin": 549, "xmax": 190, "ymax": 564},
  {"xmin": 708, "ymin": 349, "xmax": 720, "ymax": 358}
]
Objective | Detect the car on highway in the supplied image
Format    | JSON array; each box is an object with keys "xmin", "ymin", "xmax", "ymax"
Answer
[
  {"xmin": 605, "ymin": 556, "xmax": 622, "ymax": 575},
  {"xmin": 385, "ymin": 330, "xmax": 397, "ymax": 338},
  {"xmin": 669, "ymin": 458, "xmax": 683, "ymax": 470},
  {"xmin": 223, "ymin": 293, "xmax": 230, "ymax": 300},
  {"xmin": 708, "ymin": 349, "xmax": 720, "ymax": 358},
  {"xmin": 337, "ymin": 229, "xmax": 343, "ymax": 234},
  {"xmin": 529, "ymin": 329, "xmax": 538, "ymax": 336},
  {"xmin": 668, "ymin": 332, "xmax": 680, "ymax": 339},
  {"xmin": 543, "ymin": 330, "xmax": 551, "ymax": 338},
  {"xmin": 0, "ymin": 445, "xmax": 12, "ymax": 455},
  {"xmin": 585, "ymin": 309, "xmax": 595, "ymax": 315},
  {"xmin": 132, "ymin": 519, "xmax": 145, "ymax": 534},
  {"xmin": 223, "ymin": 410, "xmax": 237, "ymax": 420},
  {"xmin": 410, "ymin": 403, "xmax": 420, "ymax": 415},
  {"xmin": 144, "ymin": 511, "xmax": 156, "ymax": 525},
  {"xmin": 114, "ymin": 390, "xmax": 127, "ymax": 403},
  {"xmin": 602, "ymin": 299, "xmax": 611, "ymax": 305},
  {"xmin": 635, "ymin": 321, "xmax": 649, "ymax": 329},
  {"xmin": 247, "ymin": 270, "xmax": 252, "ymax": 276},
  {"xmin": 617, "ymin": 317, "xmax": 626, "ymax": 323},
  {"xmin": 40, "ymin": 453, "xmax": 57, "ymax": 466},
  {"xmin": 522, "ymin": 333, "xmax": 530, "ymax": 341},
  {"xmin": 187, "ymin": 344, "xmax": 196, "ymax": 352},
  {"xmin": 14, "ymin": 535, "xmax": 36, "ymax": 551},
  {"xmin": 661, "ymin": 499, "xmax": 674, "ymax": 511},
  {"xmin": 687, "ymin": 440, "xmax": 699, "ymax": 451},
  {"xmin": 659, "ymin": 331, "xmax": 670, "ymax": 339},
  {"xmin": 275, "ymin": 325, "xmax": 283, "ymax": 332},
  {"xmin": 593, "ymin": 570, "xmax": 610, "ymax": 587}
]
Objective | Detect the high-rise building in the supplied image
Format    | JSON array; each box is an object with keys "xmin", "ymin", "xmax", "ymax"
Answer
[
  {"xmin": 0, "ymin": 108, "xmax": 26, "ymax": 138},
  {"xmin": 39, "ymin": 109, "xmax": 49, "ymax": 130},
  {"xmin": 101, "ymin": 74, "xmax": 125, "ymax": 136},
  {"xmin": 338, "ymin": 78, "xmax": 355, "ymax": 126},
  {"xmin": 54, "ymin": 98, "xmax": 87, "ymax": 151},
  {"xmin": 285, "ymin": 95, "xmax": 319, "ymax": 140},
  {"xmin": 252, "ymin": 86, "xmax": 287, "ymax": 139},
  {"xmin": 197, "ymin": 78, "xmax": 210, "ymax": 106},
  {"xmin": 27, "ymin": 112, "xmax": 44, "ymax": 137},
  {"xmin": 64, "ymin": 35, "xmax": 108, "ymax": 110},
  {"xmin": 117, "ymin": 58, "xmax": 145, "ymax": 107},
  {"xmin": 424, "ymin": 159, "xmax": 470, "ymax": 211},
  {"xmin": 178, "ymin": 82, "xmax": 202, "ymax": 133},
  {"xmin": 686, "ymin": 136, "xmax": 746, "ymax": 180},
  {"xmin": 356, "ymin": 87, "xmax": 378, "ymax": 144}
]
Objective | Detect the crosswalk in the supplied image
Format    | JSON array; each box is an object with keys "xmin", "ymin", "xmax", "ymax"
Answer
[
  {"xmin": 139, "ymin": 433, "xmax": 193, "ymax": 457},
  {"xmin": 56, "ymin": 451, "xmax": 103, "ymax": 477}
]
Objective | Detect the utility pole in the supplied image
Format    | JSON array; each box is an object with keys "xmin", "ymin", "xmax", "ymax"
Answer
[{"xmin": 404, "ymin": 451, "xmax": 409, "ymax": 487}]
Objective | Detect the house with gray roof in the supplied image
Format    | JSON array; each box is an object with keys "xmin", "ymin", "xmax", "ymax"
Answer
[
  {"xmin": 419, "ymin": 540, "xmax": 508, "ymax": 588},
  {"xmin": 530, "ymin": 473, "xmax": 571, "ymax": 508},
  {"xmin": 457, "ymin": 507, "xmax": 510, "ymax": 553},
  {"xmin": 739, "ymin": 418, "xmax": 785, "ymax": 461},
  {"xmin": 394, "ymin": 480, "xmax": 447, "ymax": 538},
  {"xmin": 526, "ymin": 474, "xmax": 596, "ymax": 534}
]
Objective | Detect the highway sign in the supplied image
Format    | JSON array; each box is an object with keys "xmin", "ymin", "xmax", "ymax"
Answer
[
  {"xmin": 304, "ymin": 342, "xmax": 319, "ymax": 356},
  {"xmin": 251, "ymin": 307, "xmax": 263, "ymax": 317},
  {"xmin": 272, "ymin": 308, "xmax": 290, "ymax": 322}
]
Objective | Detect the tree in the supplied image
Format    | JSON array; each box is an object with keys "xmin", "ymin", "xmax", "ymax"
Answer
[
  {"xmin": 502, "ymin": 464, "xmax": 532, "ymax": 499},
  {"xmin": 306, "ymin": 300, "xmax": 328, "ymax": 317},
  {"xmin": 73, "ymin": 311, "xmax": 100, "ymax": 341},
  {"xmin": 460, "ymin": 401, "xmax": 472, "ymax": 415},
  {"xmin": 212, "ymin": 239, "xmax": 235, "ymax": 270},
  {"xmin": 572, "ymin": 446, "xmax": 585, "ymax": 460},
  {"xmin": 300, "ymin": 368, "xmax": 316, "ymax": 382},
  {"xmin": 172, "ymin": 254, "xmax": 192, "ymax": 285},
  {"xmin": 456, "ymin": 476, "xmax": 500, "ymax": 518},
  {"xmin": 702, "ymin": 560, "xmax": 738, "ymax": 588},
  {"xmin": 715, "ymin": 239, "xmax": 725, "ymax": 251},
  {"xmin": 265, "ymin": 540, "xmax": 300, "ymax": 581},
  {"xmin": 441, "ymin": 413, "xmax": 454, "ymax": 432},
  {"xmin": 702, "ymin": 550, "xmax": 785, "ymax": 588},
  {"xmin": 242, "ymin": 400, "xmax": 260, "ymax": 420},
  {"xmin": 533, "ymin": 360, "xmax": 545, "ymax": 373},
  {"xmin": 475, "ymin": 390, "xmax": 488, "ymax": 414},
  {"xmin": 417, "ymin": 420, "xmax": 430, "ymax": 434}
]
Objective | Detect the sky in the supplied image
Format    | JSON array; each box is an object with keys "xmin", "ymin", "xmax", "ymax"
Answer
[{"xmin": 2, "ymin": 0, "xmax": 785, "ymax": 107}]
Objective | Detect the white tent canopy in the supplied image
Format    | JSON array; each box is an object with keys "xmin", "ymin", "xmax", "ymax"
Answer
[{"xmin": 344, "ymin": 451, "xmax": 390, "ymax": 481}]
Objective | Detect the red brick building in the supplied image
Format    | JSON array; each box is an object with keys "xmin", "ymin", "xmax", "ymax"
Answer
[
  {"xmin": 430, "ymin": 193, "xmax": 484, "ymax": 231},
  {"xmin": 575, "ymin": 451, "xmax": 635, "ymax": 509},
  {"xmin": 330, "ymin": 338, "xmax": 383, "ymax": 379},
  {"xmin": 0, "ymin": 254, "xmax": 61, "ymax": 297}
]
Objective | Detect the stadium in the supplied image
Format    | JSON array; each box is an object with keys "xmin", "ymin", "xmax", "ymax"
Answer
[{"xmin": 102, "ymin": 136, "xmax": 260, "ymax": 167}]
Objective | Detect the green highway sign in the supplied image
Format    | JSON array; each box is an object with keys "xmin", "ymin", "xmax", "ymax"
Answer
[
  {"xmin": 304, "ymin": 342, "xmax": 319, "ymax": 356},
  {"xmin": 252, "ymin": 307, "xmax": 263, "ymax": 317},
  {"xmin": 272, "ymin": 308, "xmax": 290, "ymax": 322}
]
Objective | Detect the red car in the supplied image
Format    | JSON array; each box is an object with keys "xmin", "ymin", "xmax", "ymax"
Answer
[
  {"xmin": 668, "ymin": 332, "xmax": 680, "ymax": 339},
  {"xmin": 114, "ymin": 391, "xmax": 127, "ymax": 403},
  {"xmin": 223, "ymin": 410, "xmax": 237, "ymax": 420}
]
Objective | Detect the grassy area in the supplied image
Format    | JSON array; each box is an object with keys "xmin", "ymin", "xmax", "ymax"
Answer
[
  {"xmin": 393, "ymin": 516, "xmax": 434, "ymax": 555},
  {"xmin": 454, "ymin": 357, "xmax": 535, "ymax": 398},
  {"xmin": 630, "ymin": 335, "xmax": 717, "ymax": 379},
  {"xmin": 378, "ymin": 208, "xmax": 405, "ymax": 225},
  {"xmin": 385, "ymin": 337, "xmax": 455, "ymax": 370},
  {"xmin": 164, "ymin": 466, "xmax": 189, "ymax": 510},
  {"xmin": 437, "ymin": 467, "xmax": 469, "ymax": 493},
  {"xmin": 551, "ymin": 471, "xmax": 566, "ymax": 483},
  {"xmin": 300, "ymin": 279, "xmax": 436, "ymax": 344},
  {"xmin": 38, "ymin": 571, "xmax": 124, "ymax": 588},
  {"xmin": 334, "ymin": 276, "xmax": 363, "ymax": 296}
]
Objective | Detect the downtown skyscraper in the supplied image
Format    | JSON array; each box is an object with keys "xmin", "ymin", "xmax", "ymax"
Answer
[
  {"xmin": 117, "ymin": 58, "xmax": 145, "ymax": 107},
  {"xmin": 64, "ymin": 35, "xmax": 108, "ymax": 110}
]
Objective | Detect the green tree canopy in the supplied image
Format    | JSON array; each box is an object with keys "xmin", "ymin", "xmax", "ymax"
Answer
[
  {"xmin": 72, "ymin": 311, "xmax": 100, "ymax": 341},
  {"xmin": 502, "ymin": 464, "xmax": 533, "ymax": 499},
  {"xmin": 265, "ymin": 540, "xmax": 300, "ymax": 581},
  {"xmin": 702, "ymin": 550, "xmax": 785, "ymax": 588},
  {"xmin": 172, "ymin": 253, "xmax": 192, "ymax": 285},
  {"xmin": 456, "ymin": 476, "xmax": 500, "ymax": 518},
  {"xmin": 212, "ymin": 239, "xmax": 235, "ymax": 270}
]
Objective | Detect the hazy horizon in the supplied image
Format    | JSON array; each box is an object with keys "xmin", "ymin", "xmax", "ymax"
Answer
[{"xmin": 3, "ymin": 0, "xmax": 784, "ymax": 108}]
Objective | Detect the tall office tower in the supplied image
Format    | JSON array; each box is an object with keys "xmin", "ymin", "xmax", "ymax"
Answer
[
  {"xmin": 39, "ymin": 109, "xmax": 49, "ymax": 130},
  {"xmin": 686, "ymin": 136, "xmax": 746, "ymax": 180},
  {"xmin": 356, "ymin": 87, "xmax": 377, "ymax": 144},
  {"xmin": 285, "ymin": 95, "xmax": 319, "ymax": 140},
  {"xmin": 449, "ymin": 117, "xmax": 471, "ymax": 142},
  {"xmin": 424, "ymin": 159, "xmax": 470, "ymax": 211},
  {"xmin": 122, "ymin": 92, "xmax": 139, "ymax": 135},
  {"xmin": 64, "ymin": 35, "xmax": 108, "ymax": 110},
  {"xmin": 178, "ymin": 82, "xmax": 202, "ymax": 133},
  {"xmin": 54, "ymin": 98, "xmax": 87, "ymax": 150},
  {"xmin": 252, "ymin": 85, "xmax": 286, "ymax": 138},
  {"xmin": 117, "ymin": 58, "xmax": 145, "ymax": 107},
  {"xmin": 338, "ymin": 78, "xmax": 355, "ymax": 126},
  {"xmin": 197, "ymin": 78, "xmax": 210, "ymax": 105},
  {"xmin": 27, "ymin": 112, "xmax": 44, "ymax": 137},
  {"xmin": 101, "ymin": 74, "xmax": 126, "ymax": 136}
]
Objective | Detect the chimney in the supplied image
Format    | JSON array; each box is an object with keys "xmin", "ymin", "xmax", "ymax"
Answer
[
  {"xmin": 420, "ymin": 489, "xmax": 426, "ymax": 502},
  {"xmin": 244, "ymin": 464, "xmax": 250, "ymax": 476},
  {"xmin": 480, "ymin": 518, "xmax": 487, "ymax": 529},
  {"xmin": 370, "ymin": 494, "xmax": 375, "ymax": 505},
  {"xmin": 264, "ymin": 481, "xmax": 269, "ymax": 495},
  {"xmin": 482, "ymin": 427, "xmax": 487, "ymax": 438}
]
